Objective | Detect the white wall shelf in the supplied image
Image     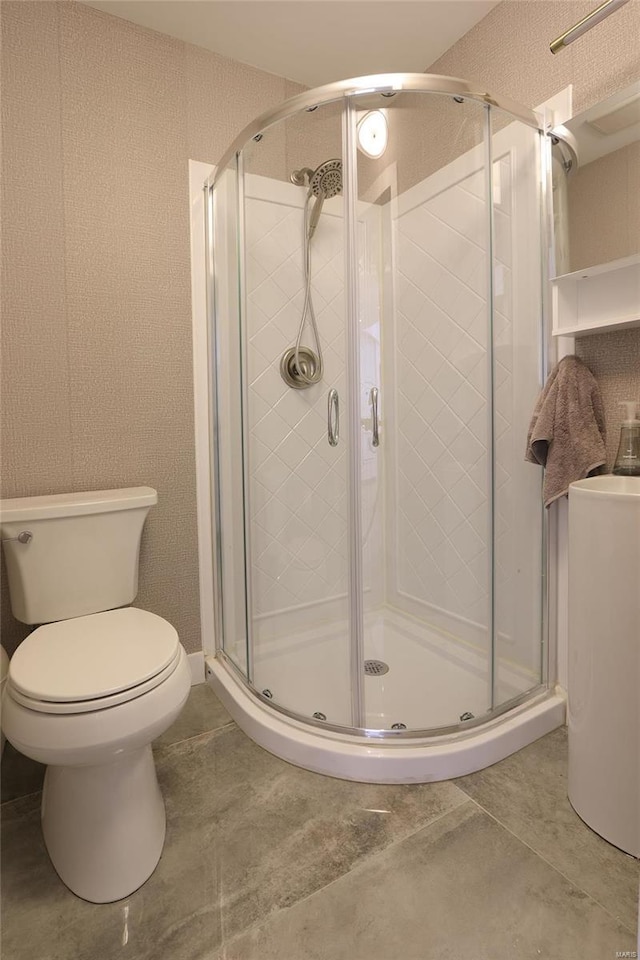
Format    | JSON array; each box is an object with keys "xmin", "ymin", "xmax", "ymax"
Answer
[{"xmin": 551, "ymin": 254, "xmax": 640, "ymax": 337}]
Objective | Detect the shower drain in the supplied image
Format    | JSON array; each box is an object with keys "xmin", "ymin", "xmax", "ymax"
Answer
[{"xmin": 364, "ymin": 659, "xmax": 389, "ymax": 676}]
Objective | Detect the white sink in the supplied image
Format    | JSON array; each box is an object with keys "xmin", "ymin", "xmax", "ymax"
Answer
[
  {"xmin": 570, "ymin": 475, "xmax": 640, "ymax": 497},
  {"xmin": 567, "ymin": 473, "xmax": 640, "ymax": 856}
]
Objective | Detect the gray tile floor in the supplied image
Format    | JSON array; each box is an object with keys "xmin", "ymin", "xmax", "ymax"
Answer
[{"xmin": 1, "ymin": 684, "xmax": 638, "ymax": 960}]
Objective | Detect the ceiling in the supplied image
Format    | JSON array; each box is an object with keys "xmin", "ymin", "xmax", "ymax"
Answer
[{"xmin": 84, "ymin": 0, "xmax": 499, "ymax": 87}]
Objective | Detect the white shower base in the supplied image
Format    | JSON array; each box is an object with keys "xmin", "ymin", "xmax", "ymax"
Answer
[
  {"xmin": 207, "ymin": 606, "xmax": 565, "ymax": 783},
  {"xmin": 251, "ymin": 608, "xmax": 508, "ymax": 731},
  {"xmin": 250, "ymin": 607, "xmax": 539, "ymax": 731}
]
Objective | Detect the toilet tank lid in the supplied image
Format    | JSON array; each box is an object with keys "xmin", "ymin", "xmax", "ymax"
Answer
[{"xmin": 0, "ymin": 487, "xmax": 158, "ymax": 523}]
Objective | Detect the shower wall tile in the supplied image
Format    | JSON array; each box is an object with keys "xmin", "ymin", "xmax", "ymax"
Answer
[
  {"xmin": 389, "ymin": 126, "xmax": 543, "ymax": 681},
  {"xmin": 244, "ymin": 191, "xmax": 348, "ymax": 623},
  {"xmin": 391, "ymin": 172, "xmax": 493, "ymax": 630}
]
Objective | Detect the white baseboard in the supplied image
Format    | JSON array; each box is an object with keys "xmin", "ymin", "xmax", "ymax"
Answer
[{"xmin": 188, "ymin": 651, "xmax": 205, "ymax": 685}]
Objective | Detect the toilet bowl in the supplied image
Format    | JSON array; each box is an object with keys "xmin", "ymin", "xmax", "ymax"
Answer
[
  {"xmin": 0, "ymin": 487, "xmax": 191, "ymax": 903},
  {"xmin": 2, "ymin": 610, "xmax": 190, "ymax": 903},
  {"xmin": 0, "ymin": 644, "xmax": 9, "ymax": 757}
]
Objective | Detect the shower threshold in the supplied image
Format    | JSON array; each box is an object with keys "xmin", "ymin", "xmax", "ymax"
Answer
[
  {"xmin": 249, "ymin": 608, "xmax": 535, "ymax": 732},
  {"xmin": 206, "ymin": 654, "xmax": 565, "ymax": 784}
]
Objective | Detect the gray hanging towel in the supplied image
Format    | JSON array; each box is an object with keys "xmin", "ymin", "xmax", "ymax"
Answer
[{"xmin": 525, "ymin": 355, "xmax": 606, "ymax": 507}]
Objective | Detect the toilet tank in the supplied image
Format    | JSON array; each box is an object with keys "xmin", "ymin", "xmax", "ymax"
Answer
[{"xmin": 0, "ymin": 487, "xmax": 157, "ymax": 624}]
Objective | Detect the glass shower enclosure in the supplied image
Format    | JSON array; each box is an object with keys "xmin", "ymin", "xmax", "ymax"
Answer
[{"xmin": 207, "ymin": 74, "xmax": 548, "ymax": 741}]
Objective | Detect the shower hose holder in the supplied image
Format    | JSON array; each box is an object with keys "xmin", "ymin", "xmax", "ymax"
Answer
[{"xmin": 280, "ymin": 346, "xmax": 320, "ymax": 389}]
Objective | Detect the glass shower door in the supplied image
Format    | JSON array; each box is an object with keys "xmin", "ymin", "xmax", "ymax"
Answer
[
  {"xmin": 236, "ymin": 103, "xmax": 354, "ymax": 726},
  {"xmin": 489, "ymin": 113, "xmax": 545, "ymax": 709},
  {"xmin": 354, "ymin": 92, "xmax": 495, "ymax": 732},
  {"xmin": 211, "ymin": 83, "xmax": 547, "ymax": 737},
  {"xmin": 211, "ymin": 159, "xmax": 250, "ymax": 679}
]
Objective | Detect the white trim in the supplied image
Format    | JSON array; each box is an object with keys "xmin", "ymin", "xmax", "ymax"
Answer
[
  {"xmin": 551, "ymin": 254, "xmax": 640, "ymax": 337},
  {"xmin": 245, "ymin": 171, "xmax": 371, "ymax": 219},
  {"xmin": 395, "ymin": 143, "xmax": 483, "ymax": 218},
  {"xmin": 389, "ymin": 117, "xmax": 546, "ymax": 685},
  {"xmin": 536, "ymin": 87, "xmax": 573, "ymax": 128},
  {"xmin": 245, "ymin": 172, "xmax": 312, "ymax": 208},
  {"xmin": 534, "ymin": 85, "xmax": 573, "ymax": 699},
  {"xmin": 189, "ymin": 160, "xmax": 216, "ymax": 659},
  {"xmin": 188, "ymin": 651, "xmax": 205, "ymax": 685}
]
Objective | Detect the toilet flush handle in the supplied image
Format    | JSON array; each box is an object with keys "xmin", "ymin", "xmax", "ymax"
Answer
[{"xmin": 1, "ymin": 531, "xmax": 32, "ymax": 545}]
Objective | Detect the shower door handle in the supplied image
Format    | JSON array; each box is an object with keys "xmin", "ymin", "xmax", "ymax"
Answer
[
  {"xmin": 370, "ymin": 387, "xmax": 380, "ymax": 447},
  {"xmin": 328, "ymin": 388, "xmax": 339, "ymax": 447}
]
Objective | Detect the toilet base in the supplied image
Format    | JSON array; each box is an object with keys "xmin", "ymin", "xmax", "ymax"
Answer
[{"xmin": 42, "ymin": 744, "xmax": 166, "ymax": 903}]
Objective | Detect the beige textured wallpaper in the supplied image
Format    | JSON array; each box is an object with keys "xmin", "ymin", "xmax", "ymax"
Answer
[
  {"xmin": 0, "ymin": 1, "xmax": 297, "ymax": 655},
  {"xmin": 426, "ymin": 1, "xmax": 640, "ymax": 119},
  {"xmin": 2, "ymin": 1, "xmax": 639, "ymax": 656},
  {"xmin": 576, "ymin": 330, "xmax": 640, "ymax": 470},
  {"xmin": 567, "ymin": 141, "xmax": 640, "ymax": 437},
  {"xmin": 568, "ymin": 141, "xmax": 640, "ymax": 272}
]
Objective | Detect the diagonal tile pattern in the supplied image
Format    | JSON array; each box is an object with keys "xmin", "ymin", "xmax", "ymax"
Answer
[
  {"xmin": 245, "ymin": 197, "xmax": 348, "ymax": 618},
  {"xmin": 393, "ymin": 174, "xmax": 494, "ymax": 627},
  {"xmin": 244, "ymin": 155, "xmax": 540, "ymax": 692}
]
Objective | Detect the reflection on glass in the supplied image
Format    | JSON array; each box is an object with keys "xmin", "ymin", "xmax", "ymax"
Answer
[
  {"xmin": 238, "ymin": 103, "xmax": 353, "ymax": 726},
  {"xmin": 355, "ymin": 93, "xmax": 494, "ymax": 731}
]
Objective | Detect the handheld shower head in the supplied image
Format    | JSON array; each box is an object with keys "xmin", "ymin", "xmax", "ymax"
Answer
[
  {"xmin": 282, "ymin": 160, "xmax": 342, "ymax": 388},
  {"xmin": 305, "ymin": 159, "xmax": 342, "ymax": 239},
  {"xmin": 307, "ymin": 189, "xmax": 326, "ymax": 239}
]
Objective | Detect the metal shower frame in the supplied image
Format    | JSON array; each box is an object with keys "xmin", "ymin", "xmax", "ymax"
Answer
[
  {"xmin": 208, "ymin": 73, "xmax": 543, "ymax": 191},
  {"xmin": 205, "ymin": 72, "xmax": 557, "ymax": 741}
]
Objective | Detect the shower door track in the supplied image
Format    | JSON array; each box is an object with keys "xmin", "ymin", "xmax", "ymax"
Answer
[{"xmin": 211, "ymin": 648, "xmax": 553, "ymax": 741}]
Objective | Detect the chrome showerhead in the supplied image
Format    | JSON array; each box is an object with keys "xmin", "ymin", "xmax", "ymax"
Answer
[
  {"xmin": 298, "ymin": 159, "xmax": 343, "ymax": 239},
  {"xmin": 282, "ymin": 159, "xmax": 343, "ymax": 390},
  {"xmin": 290, "ymin": 159, "xmax": 343, "ymax": 198},
  {"xmin": 309, "ymin": 159, "xmax": 342, "ymax": 199}
]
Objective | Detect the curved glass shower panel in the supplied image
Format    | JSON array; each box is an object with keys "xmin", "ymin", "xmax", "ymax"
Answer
[
  {"xmin": 238, "ymin": 103, "xmax": 353, "ymax": 725},
  {"xmin": 209, "ymin": 75, "xmax": 549, "ymax": 748},
  {"xmin": 211, "ymin": 158, "xmax": 250, "ymax": 678},
  {"xmin": 488, "ymin": 112, "xmax": 545, "ymax": 708},
  {"xmin": 354, "ymin": 92, "xmax": 495, "ymax": 731}
]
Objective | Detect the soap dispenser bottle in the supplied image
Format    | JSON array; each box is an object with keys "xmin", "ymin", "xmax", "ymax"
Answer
[{"xmin": 613, "ymin": 401, "xmax": 640, "ymax": 476}]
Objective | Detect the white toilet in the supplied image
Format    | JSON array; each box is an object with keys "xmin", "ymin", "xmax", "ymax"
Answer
[{"xmin": 0, "ymin": 486, "xmax": 191, "ymax": 903}]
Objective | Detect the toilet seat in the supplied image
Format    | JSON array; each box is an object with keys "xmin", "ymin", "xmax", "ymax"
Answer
[
  {"xmin": 8, "ymin": 648, "xmax": 182, "ymax": 715},
  {"xmin": 8, "ymin": 607, "xmax": 181, "ymax": 715}
]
